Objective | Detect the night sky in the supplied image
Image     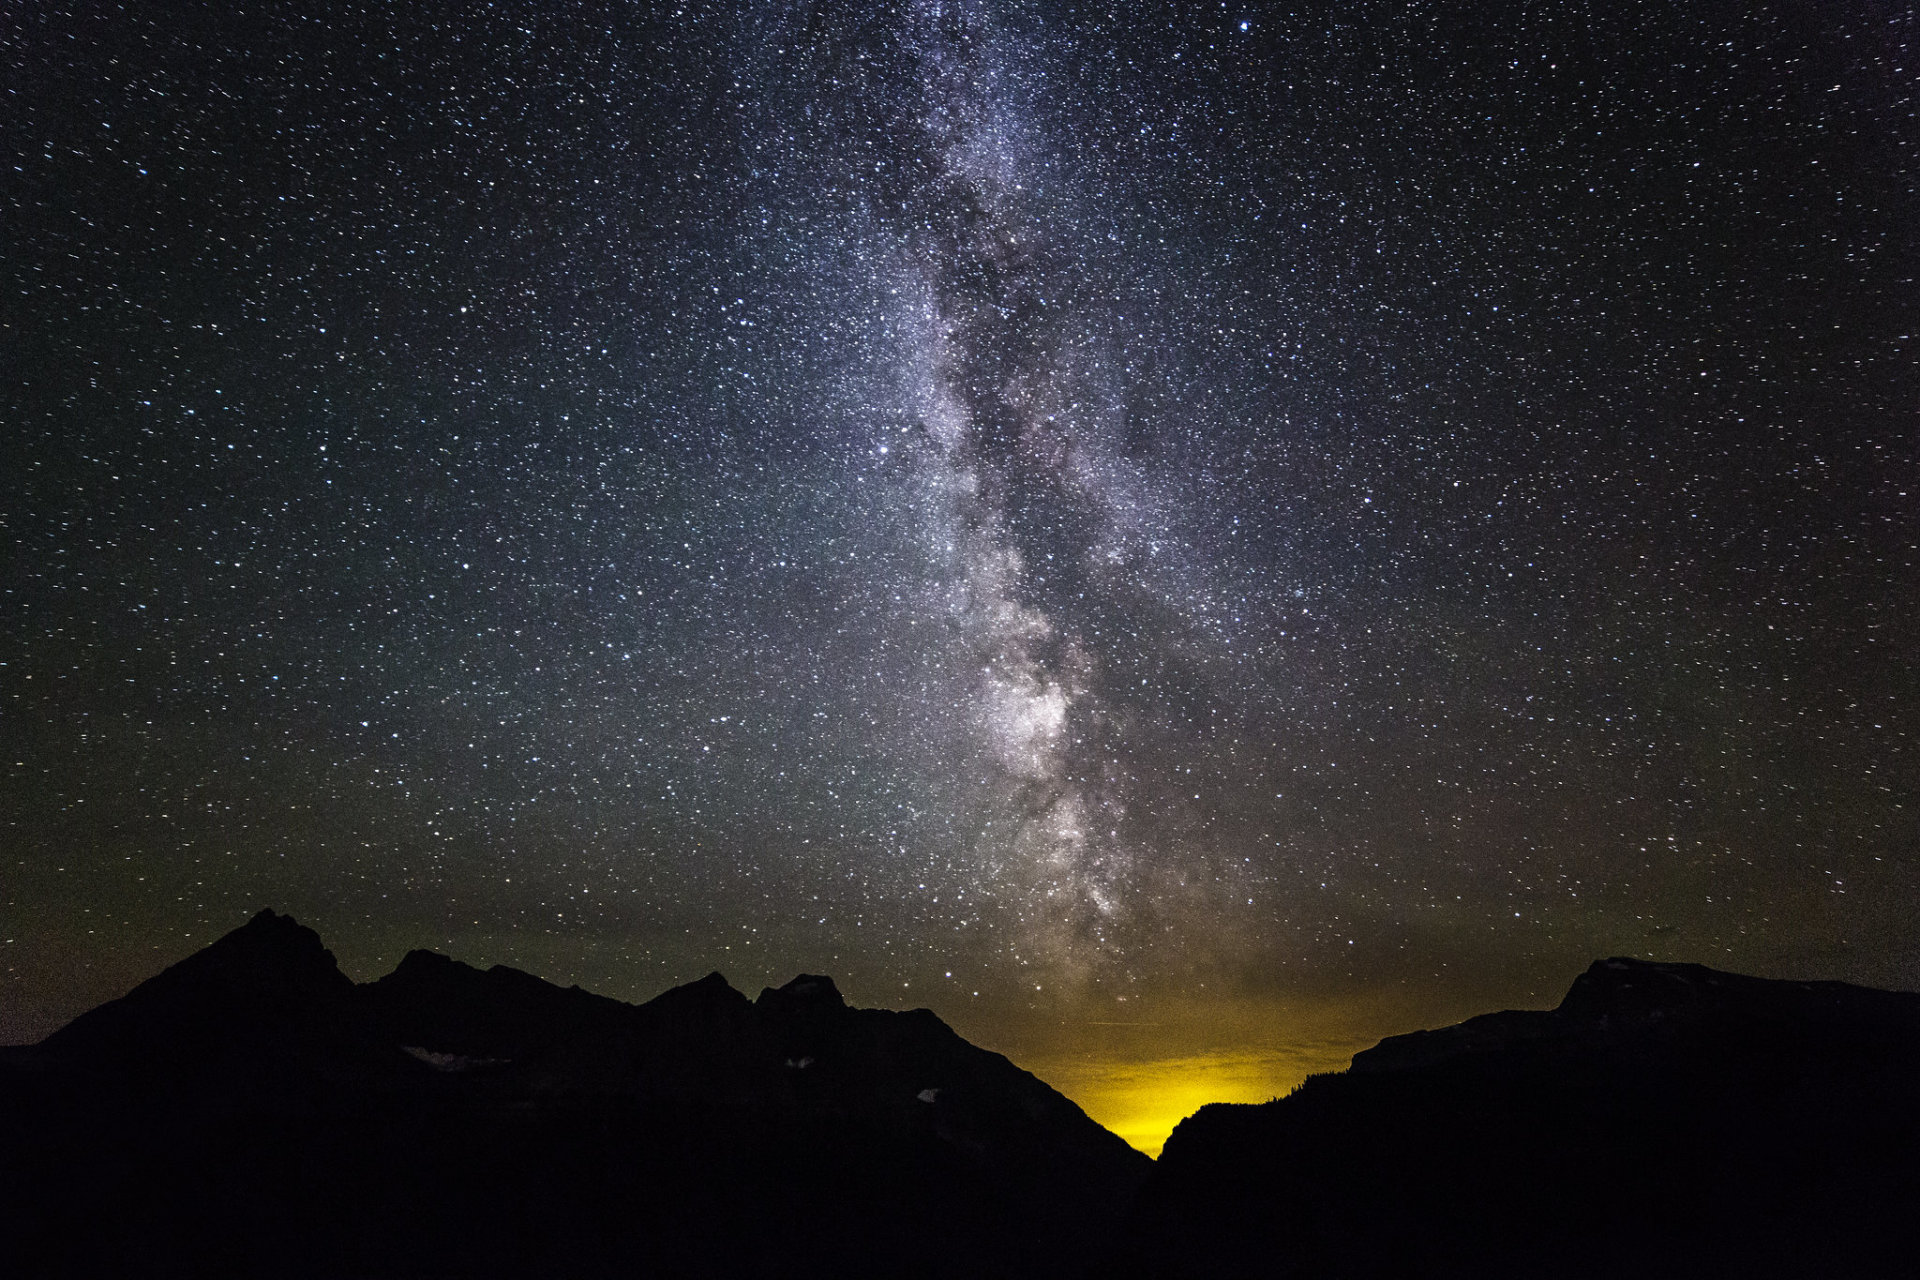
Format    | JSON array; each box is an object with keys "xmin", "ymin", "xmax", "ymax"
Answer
[{"xmin": 6, "ymin": 0, "xmax": 1916, "ymax": 1153}]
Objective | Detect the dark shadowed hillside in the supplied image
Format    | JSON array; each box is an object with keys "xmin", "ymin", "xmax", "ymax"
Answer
[
  {"xmin": 0, "ymin": 911, "xmax": 1149, "ymax": 1279},
  {"xmin": 11, "ymin": 921, "xmax": 1920, "ymax": 1279},
  {"xmin": 1107, "ymin": 958, "xmax": 1920, "ymax": 1280}
]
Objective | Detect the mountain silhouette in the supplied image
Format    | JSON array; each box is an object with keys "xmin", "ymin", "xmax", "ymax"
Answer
[
  {"xmin": 1, "ymin": 910, "xmax": 1148, "ymax": 1279},
  {"xmin": 36, "ymin": 909, "xmax": 417, "ymax": 1091},
  {"xmin": 11, "ymin": 926, "xmax": 1920, "ymax": 1278},
  {"xmin": 1107, "ymin": 957, "xmax": 1920, "ymax": 1279},
  {"xmin": 359, "ymin": 944, "xmax": 640, "ymax": 1062}
]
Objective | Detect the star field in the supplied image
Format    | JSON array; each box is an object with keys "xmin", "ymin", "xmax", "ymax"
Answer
[{"xmin": 5, "ymin": 0, "xmax": 1917, "ymax": 1147}]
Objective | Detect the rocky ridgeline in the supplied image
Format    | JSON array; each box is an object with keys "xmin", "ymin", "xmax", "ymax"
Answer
[
  {"xmin": 1111, "ymin": 956, "xmax": 1920, "ymax": 1280},
  {"xmin": 6, "ymin": 914, "xmax": 1920, "ymax": 1278},
  {"xmin": 2, "ymin": 910, "xmax": 1146, "ymax": 1279}
]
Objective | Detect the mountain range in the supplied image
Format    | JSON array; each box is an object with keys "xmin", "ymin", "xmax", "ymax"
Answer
[
  {"xmin": 5, "ymin": 911, "xmax": 1919, "ymax": 1277},
  {"xmin": 1110, "ymin": 956, "xmax": 1920, "ymax": 1279},
  {"xmin": 1, "ymin": 910, "xmax": 1145, "ymax": 1278}
]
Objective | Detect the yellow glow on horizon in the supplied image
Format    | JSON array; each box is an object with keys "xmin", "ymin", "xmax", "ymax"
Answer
[{"xmin": 1033, "ymin": 1043, "xmax": 1360, "ymax": 1158}]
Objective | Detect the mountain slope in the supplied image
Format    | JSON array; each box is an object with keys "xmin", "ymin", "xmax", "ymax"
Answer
[
  {"xmin": 38, "ymin": 908, "xmax": 413, "ymax": 1086},
  {"xmin": 1109, "ymin": 958, "xmax": 1920, "ymax": 1280},
  {"xmin": 1, "ymin": 911, "xmax": 1148, "ymax": 1279}
]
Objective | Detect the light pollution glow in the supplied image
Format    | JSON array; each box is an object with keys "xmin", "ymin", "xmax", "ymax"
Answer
[{"xmin": 6, "ymin": 0, "xmax": 1914, "ymax": 1175}]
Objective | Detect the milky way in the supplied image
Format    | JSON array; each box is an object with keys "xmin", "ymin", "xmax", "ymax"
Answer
[
  {"xmin": 858, "ymin": 3, "xmax": 1247, "ymax": 968},
  {"xmin": 6, "ymin": 0, "xmax": 1917, "ymax": 1121}
]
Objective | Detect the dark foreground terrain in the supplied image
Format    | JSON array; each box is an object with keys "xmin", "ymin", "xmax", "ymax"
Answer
[
  {"xmin": 0, "ymin": 911, "xmax": 1147, "ymax": 1278},
  {"xmin": 1110, "ymin": 957, "xmax": 1920, "ymax": 1280},
  {"xmin": 6, "ymin": 915, "xmax": 1919, "ymax": 1278}
]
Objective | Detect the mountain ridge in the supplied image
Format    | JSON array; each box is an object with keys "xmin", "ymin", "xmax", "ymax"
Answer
[
  {"xmin": 3, "ymin": 908, "xmax": 1148, "ymax": 1279},
  {"xmin": 10, "ymin": 918, "xmax": 1920, "ymax": 1278},
  {"xmin": 1114, "ymin": 955, "xmax": 1920, "ymax": 1280}
]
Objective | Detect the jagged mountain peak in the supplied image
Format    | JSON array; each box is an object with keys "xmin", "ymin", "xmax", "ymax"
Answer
[
  {"xmin": 8, "ymin": 913, "xmax": 1149, "ymax": 1279},
  {"xmin": 384, "ymin": 947, "xmax": 465, "ymax": 976},
  {"xmin": 41, "ymin": 907, "xmax": 352, "ymax": 1035},
  {"xmin": 360, "ymin": 944, "xmax": 637, "ymax": 1061},
  {"xmin": 640, "ymin": 968, "xmax": 750, "ymax": 1015},
  {"xmin": 37, "ymin": 908, "xmax": 366, "ymax": 1071},
  {"xmin": 757, "ymin": 973, "xmax": 847, "ymax": 1010},
  {"xmin": 366, "ymin": 947, "xmax": 562, "ymax": 997},
  {"xmin": 191, "ymin": 907, "xmax": 346, "ymax": 985}
]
